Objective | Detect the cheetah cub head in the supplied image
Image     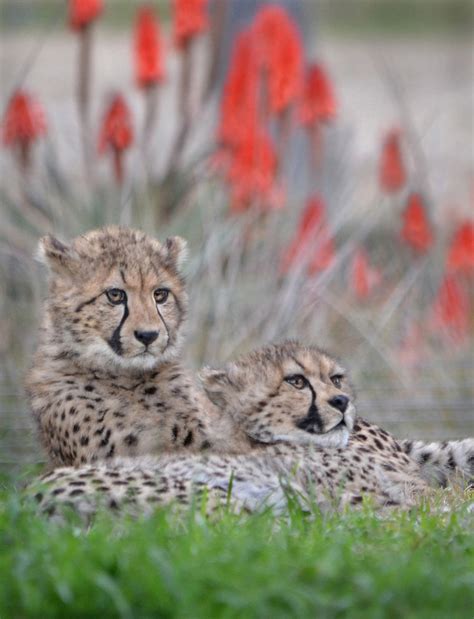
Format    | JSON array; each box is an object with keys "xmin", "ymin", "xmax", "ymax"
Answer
[
  {"xmin": 38, "ymin": 226, "xmax": 188, "ymax": 372},
  {"xmin": 200, "ymin": 341, "xmax": 355, "ymax": 449}
]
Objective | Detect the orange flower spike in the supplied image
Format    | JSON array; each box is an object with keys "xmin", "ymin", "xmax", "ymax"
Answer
[
  {"xmin": 379, "ymin": 128, "xmax": 406, "ymax": 193},
  {"xmin": 2, "ymin": 90, "xmax": 46, "ymax": 147},
  {"xmin": 219, "ymin": 29, "xmax": 259, "ymax": 148},
  {"xmin": 2, "ymin": 90, "xmax": 47, "ymax": 171},
  {"xmin": 282, "ymin": 196, "xmax": 333, "ymax": 273},
  {"xmin": 98, "ymin": 94, "xmax": 134, "ymax": 184},
  {"xmin": 447, "ymin": 221, "xmax": 474, "ymax": 274},
  {"xmin": 134, "ymin": 5, "xmax": 165, "ymax": 88},
  {"xmin": 308, "ymin": 226, "xmax": 335, "ymax": 274},
  {"xmin": 253, "ymin": 5, "xmax": 303, "ymax": 114},
  {"xmin": 432, "ymin": 274, "xmax": 470, "ymax": 343},
  {"xmin": 350, "ymin": 248, "xmax": 382, "ymax": 299},
  {"xmin": 299, "ymin": 63, "xmax": 337, "ymax": 126},
  {"xmin": 401, "ymin": 193, "xmax": 434, "ymax": 253},
  {"xmin": 228, "ymin": 129, "xmax": 278, "ymax": 213},
  {"xmin": 173, "ymin": 0, "xmax": 209, "ymax": 49},
  {"xmin": 351, "ymin": 249, "xmax": 370, "ymax": 299},
  {"xmin": 69, "ymin": 0, "xmax": 103, "ymax": 31}
]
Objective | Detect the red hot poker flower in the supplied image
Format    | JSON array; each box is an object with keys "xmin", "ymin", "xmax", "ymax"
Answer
[
  {"xmin": 219, "ymin": 29, "xmax": 259, "ymax": 148},
  {"xmin": 134, "ymin": 5, "xmax": 165, "ymax": 88},
  {"xmin": 431, "ymin": 274, "xmax": 470, "ymax": 344},
  {"xmin": 227, "ymin": 128, "xmax": 280, "ymax": 213},
  {"xmin": 299, "ymin": 63, "xmax": 337, "ymax": 126},
  {"xmin": 69, "ymin": 0, "xmax": 103, "ymax": 31},
  {"xmin": 447, "ymin": 221, "xmax": 474, "ymax": 274},
  {"xmin": 2, "ymin": 90, "xmax": 47, "ymax": 171},
  {"xmin": 401, "ymin": 193, "xmax": 434, "ymax": 253},
  {"xmin": 379, "ymin": 128, "xmax": 406, "ymax": 193},
  {"xmin": 252, "ymin": 5, "xmax": 303, "ymax": 115},
  {"xmin": 98, "ymin": 94, "xmax": 134, "ymax": 184},
  {"xmin": 350, "ymin": 248, "xmax": 381, "ymax": 299},
  {"xmin": 282, "ymin": 196, "xmax": 335, "ymax": 274},
  {"xmin": 173, "ymin": 0, "xmax": 208, "ymax": 49},
  {"xmin": 2, "ymin": 90, "xmax": 46, "ymax": 146}
]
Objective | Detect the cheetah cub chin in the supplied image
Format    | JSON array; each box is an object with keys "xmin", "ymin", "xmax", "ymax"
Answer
[{"xmin": 26, "ymin": 226, "xmax": 241, "ymax": 466}]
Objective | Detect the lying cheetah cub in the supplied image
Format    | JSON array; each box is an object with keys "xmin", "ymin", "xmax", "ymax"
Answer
[
  {"xmin": 26, "ymin": 227, "xmax": 244, "ymax": 466},
  {"xmin": 33, "ymin": 342, "xmax": 434, "ymax": 518}
]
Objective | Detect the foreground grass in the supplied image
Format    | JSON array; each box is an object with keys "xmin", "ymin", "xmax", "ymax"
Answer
[{"xmin": 1, "ymin": 483, "xmax": 473, "ymax": 619}]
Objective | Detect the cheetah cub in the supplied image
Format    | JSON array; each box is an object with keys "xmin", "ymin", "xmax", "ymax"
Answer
[
  {"xmin": 33, "ymin": 342, "xmax": 434, "ymax": 519},
  {"xmin": 26, "ymin": 227, "xmax": 243, "ymax": 467}
]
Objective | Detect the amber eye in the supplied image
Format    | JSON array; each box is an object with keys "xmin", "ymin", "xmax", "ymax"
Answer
[
  {"xmin": 106, "ymin": 288, "xmax": 126, "ymax": 305},
  {"xmin": 284, "ymin": 374, "xmax": 307, "ymax": 390},
  {"xmin": 331, "ymin": 374, "xmax": 344, "ymax": 388},
  {"xmin": 154, "ymin": 288, "xmax": 169, "ymax": 304}
]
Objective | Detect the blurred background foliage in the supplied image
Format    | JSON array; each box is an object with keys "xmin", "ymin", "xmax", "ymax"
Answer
[{"xmin": 0, "ymin": 0, "xmax": 473, "ymax": 476}]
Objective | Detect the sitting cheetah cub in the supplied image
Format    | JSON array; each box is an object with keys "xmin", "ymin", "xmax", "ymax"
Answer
[
  {"xmin": 33, "ymin": 342, "xmax": 435, "ymax": 519},
  {"xmin": 26, "ymin": 227, "xmax": 244, "ymax": 466}
]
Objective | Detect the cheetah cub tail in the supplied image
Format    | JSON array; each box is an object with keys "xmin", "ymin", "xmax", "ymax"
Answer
[{"xmin": 399, "ymin": 438, "xmax": 474, "ymax": 488}]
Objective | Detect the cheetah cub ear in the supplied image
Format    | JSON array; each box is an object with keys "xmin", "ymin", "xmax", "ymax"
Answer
[
  {"xmin": 160, "ymin": 236, "xmax": 188, "ymax": 271},
  {"xmin": 199, "ymin": 364, "xmax": 240, "ymax": 409},
  {"xmin": 37, "ymin": 235, "xmax": 81, "ymax": 279}
]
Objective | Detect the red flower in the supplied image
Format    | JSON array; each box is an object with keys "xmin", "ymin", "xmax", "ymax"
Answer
[
  {"xmin": 2, "ymin": 90, "xmax": 46, "ymax": 147},
  {"xmin": 447, "ymin": 221, "xmax": 474, "ymax": 274},
  {"xmin": 431, "ymin": 274, "xmax": 470, "ymax": 344},
  {"xmin": 400, "ymin": 193, "xmax": 434, "ymax": 253},
  {"xmin": 98, "ymin": 95, "xmax": 134, "ymax": 184},
  {"xmin": 2, "ymin": 89, "xmax": 46, "ymax": 171},
  {"xmin": 252, "ymin": 5, "xmax": 303, "ymax": 114},
  {"xmin": 379, "ymin": 129, "xmax": 406, "ymax": 193},
  {"xmin": 134, "ymin": 5, "xmax": 165, "ymax": 88},
  {"xmin": 173, "ymin": 0, "xmax": 208, "ymax": 49},
  {"xmin": 282, "ymin": 196, "xmax": 335, "ymax": 274},
  {"xmin": 299, "ymin": 63, "xmax": 337, "ymax": 126},
  {"xmin": 227, "ymin": 128, "xmax": 280, "ymax": 213},
  {"xmin": 69, "ymin": 0, "xmax": 103, "ymax": 31},
  {"xmin": 218, "ymin": 29, "xmax": 259, "ymax": 148},
  {"xmin": 350, "ymin": 248, "xmax": 381, "ymax": 299}
]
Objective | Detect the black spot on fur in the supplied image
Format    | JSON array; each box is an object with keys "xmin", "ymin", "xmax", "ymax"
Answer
[
  {"xmin": 374, "ymin": 438, "xmax": 384, "ymax": 450},
  {"xmin": 100, "ymin": 429, "xmax": 111, "ymax": 447},
  {"xmin": 172, "ymin": 425, "xmax": 179, "ymax": 441},
  {"xmin": 183, "ymin": 431, "xmax": 194, "ymax": 447},
  {"xmin": 72, "ymin": 423, "xmax": 80, "ymax": 434},
  {"xmin": 144, "ymin": 386, "xmax": 157, "ymax": 395},
  {"xmin": 80, "ymin": 436, "xmax": 89, "ymax": 446},
  {"xmin": 124, "ymin": 434, "xmax": 138, "ymax": 446},
  {"xmin": 84, "ymin": 385, "xmax": 94, "ymax": 392}
]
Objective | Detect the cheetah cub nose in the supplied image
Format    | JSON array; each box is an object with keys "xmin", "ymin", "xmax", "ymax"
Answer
[
  {"xmin": 134, "ymin": 330, "xmax": 159, "ymax": 346},
  {"xmin": 328, "ymin": 395, "xmax": 349, "ymax": 413}
]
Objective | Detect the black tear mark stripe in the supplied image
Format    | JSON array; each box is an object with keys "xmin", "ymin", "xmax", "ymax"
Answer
[
  {"xmin": 156, "ymin": 305, "xmax": 170, "ymax": 342},
  {"xmin": 306, "ymin": 381, "xmax": 323, "ymax": 432},
  {"xmin": 75, "ymin": 293, "xmax": 103, "ymax": 313},
  {"xmin": 108, "ymin": 301, "xmax": 129, "ymax": 355}
]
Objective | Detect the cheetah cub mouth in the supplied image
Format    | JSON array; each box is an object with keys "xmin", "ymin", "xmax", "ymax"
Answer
[{"xmin": 200, "ymin": 340, "xmax": 356, "ymax": 450}]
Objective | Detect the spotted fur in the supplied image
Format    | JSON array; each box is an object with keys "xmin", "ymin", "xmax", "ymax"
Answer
[
  {"xmin": 399, "ymin": 438, "xmax": 474, "ymax": 487},
  {"xmin": 32, "ymin": 342, "xmax": 435, "ymax": 519}
]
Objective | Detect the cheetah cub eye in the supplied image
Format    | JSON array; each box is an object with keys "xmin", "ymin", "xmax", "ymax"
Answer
[
  {"xmin": 106, "ymin": 288, "xmax": 126, "ymax": 305},
  {"xmin": 330, "ymin": 374, "xmax": 344, "ymax": 388},
  {"xmin": 284, "ymin": 374, "xmax": 307, "ymax": 390},
  {"xmin": 154, "ymin": 288, "xmax": 169, "ymax": 304}
]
